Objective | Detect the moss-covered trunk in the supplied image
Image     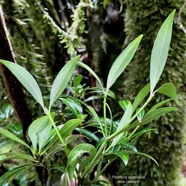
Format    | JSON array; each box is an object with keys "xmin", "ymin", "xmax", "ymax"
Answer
[
  {"xmin": 120, "ymin": 1, "xmax": 186, "ymax": 186},
  {"xmin": 0, "ymin": 5, "xmax": 32, "ymax": 135}
]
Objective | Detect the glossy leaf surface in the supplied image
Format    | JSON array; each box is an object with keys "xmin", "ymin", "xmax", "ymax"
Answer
[
  {"xmin": 67, "ymin": 143, "xmax": 96, "ymax": 180},
  {"xmin": 0, "ymin": 128, "xmax": 30, "ymax": 150}
]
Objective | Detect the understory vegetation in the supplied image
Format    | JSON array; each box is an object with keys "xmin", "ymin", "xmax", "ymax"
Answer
[{"xmin": 0, "ymin": 1, "xmax": 186, "ymax": 186}]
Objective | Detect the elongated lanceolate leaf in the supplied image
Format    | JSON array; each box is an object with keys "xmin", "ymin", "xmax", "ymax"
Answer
[
  {"xmin": 148, "ymin": 99, "xmax": 171, "ymax": 113},
  {"xmin": 0, "ymin": 153, "xmax": 35, "ymax": 164},
  {"xmin": 38, "ymin": 119, "xmax": 52, "ymax": 152},
  {"xmin": 28, "ymin": 116, "xmax": 49, "ymax": 150},
  {"xmin": 106, "ymin": 35, "xmax": 143, "ymax": 91},
  {"xmin": 111, "ymin": 101, "xmax": 133, "ymax": 147},
  {"xmin": 43, "ymin": 119, "xmax": 82, "ymax": 152},
  {"xmin": 142, "ymin": 107, "xmax": 177, "ymax": 125},
  {"xmin": 132, "ymin": 83, "xmax": 150, "ymax": 112},
  {"xmin": 60, "ymin": 98, "xmax": 82, "ymax": 117},
  {"xmin": 49, "ymin": 56, "xmax": 79, "ymax": 109},
  {"xmin": 129, "ymin": 128, "xmax": 156, "ymax": 142},
  {"xmin": 150, "ymin": 10, "xmax": 175, "ymax": 93},
  {"xmin": 126, "ymin": 107, "xmax": 178, "ymax": 131},
  {"xmin": 77, "ymin": 61, "xmax": 104, "ymax": 91},
  {"xmin": 107, "ymin": 151, "xmax": 129, "ymax": 165},
  {"xmin": 0, "ymin": 128, "xmax": 30, "ymax": 150},
  {"xmin": 73, "ymin": 74, "xmax": 83, "ymax": 88},
  {"xmin": 118, "ymin": 101, "xmax": 133, "ymax": 130},
  {"xmin": 76, "ymin": 128, "xmax": 99, "ymax": 142},
  {"xmin": 0, "ymin": 60, "xmax": 44, "ymax": 109},
  {"xmin": 0, "ymin": 165, "xmax": 28, "ymax": 185},
  {"xmin": 156, "ymin": 83, "xmax": 177, "ymax": 102},
  {"xmin": 125, "ymin": 150, "xmax": 158, "ymax": 165},
  {"xmin": 67, "ymin": 143, "xmax": 96, "ymax": 181},
  {"xmin": 59, "ymin": 119, "xmax": 82, "ymax": 138},
  {"xmin": 87, "ymin": 105, "xmax": 103, "ymax": 134}
]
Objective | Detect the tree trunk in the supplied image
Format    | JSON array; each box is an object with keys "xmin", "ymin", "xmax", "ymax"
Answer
[
  {"xmin": 0, "ymin": 5, "xmax": 32, "ymax": 135},
  {"xmin": 119, "ymin": 1, "xmax": 186, "ymax": 186}
]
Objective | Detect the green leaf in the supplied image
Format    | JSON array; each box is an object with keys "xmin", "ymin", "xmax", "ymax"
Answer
[
  {"xmin": 49, "ymin": 56, "xmax": 79, "ymax": 109},
  {"xmin": 148, "ymin": 99, "xmax": 171, "ymax": 113},
  {"xmin": 77, "ymin": 61, "xmax": 104, "ymax": 91},
  {"xmin": 0, "ymin": 153, "xmax": 35, "ymax": 164},
  {"xmin": 126, "ymin": 107, "xmax": 178, "ymax": 131},
  {"xmin": 129, "ymin": 128, "xmax": 156, "ymax": 142},
  {"xmin": 0, "ymin": 140, "xmax": 14, "ymax": 160},
  {"xmin": 60, "ymin": 98, "xmax": 82, "ymax": 117},
  {"xmin": 2, "ymin": 104, "xmax": 14, "ymax": 119},
  {"xmin": 73, "ymin": 74, "xmax": 83, "ymax": 88},
  {"xmin": 0, "ymin": 165, "xmax": 28, "ymax": 185},
  {"xmin": 28, "ymin": 116, "xmax": 50, "ymax": 150},
  {"xmin": 7, "ymin": 123, "xmax": 23, "ymax": 137},
  {"xmin": 107, "ymin": 151, "xmax": 129, "ymax": 165},
  {"xmin": 136, "ymin": 108, "xmax": 145, "ymax": 122},
  {"xmin": 156, "ymin": 83, "xmax": 177, "ymax": 102},
  {"xmin": 43, "ymin": 119, "xmax": 82, "ymax": 153},
  {"xmin": 125, "ymin": 150, "xmax": 158, "ymax": 166},
  {"xmin": 111, "ymin": 101, "xmax": 133, "ymax": 147},
  {"xmin": 114, "ymin": 138, "xmax": 138, "ymax": 152},
  {"xmin": 150, "ymin": 10, "xmax": 175, "ymax": 93},
  {"xmin": 119, "ymin": 100, "xmax": 131, "ymax": 111},
  {"xmin": 0, "ymin": 128, "xmax": 30, "ymax": 150},
  {"xmin": 0, "ymin": 112, "xmax": 4, "ymax": 119},
  {"xmin": 61, "ymin": 172, "xmax": 69, "ymax": 186},
  {"xmin": 67, "ymin": 143, "xmax": 96, "ymax": 181},
  {"xmin": 38, "ymin": 119, "xmax": 52, "ymax": 152},
  {"xmin": 0, "ymin": 60, "xmax": 44, "ymax": 109},
  {"xmin": 86, "ymin": 105, "xmax": 103, "ymax": 133},
  {"xmin": 122, "ymin": 142, "xmax": 138, "ymax": 152},
  {"xmin": 59, "ymin": 119, "xmax": 82, "ymax": 138},
  {"xmin": 133, "ymin": 83, "xmax": 150, "ymax": 112},
  {"xmin": 106, "ymin": 35, "xmax": 143, "ymax": 91},
  {"xmin": 103, "ymin": 0, "xmax": 110, "ymax": 8},
  {"xmin": 118, "ymin": 101, "xmax": 133, "ymax": 130},
  {"xmin": 75, "ymin": 128, "xmax": 99, "ymax": 142},
  {"xmin": 142, "ymin": 107, "xmax": 178, "ymax": 125}
]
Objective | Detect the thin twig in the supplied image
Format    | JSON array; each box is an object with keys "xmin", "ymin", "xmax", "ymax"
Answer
[{"xmin": 178, "ymin": 0, "xmax": 186, "ymax": 34}]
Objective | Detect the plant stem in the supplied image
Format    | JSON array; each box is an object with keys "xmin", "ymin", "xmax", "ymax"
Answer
[
  {"xmin": 127, "ymin": 125, "xmax": 140, "ymax": 140},
  {"xmin": 103, "ymin": 93, "xmax": 108, "ymax": 137},
  {"xmin": 47, "ymin": 113, "xmax": 69, "ymax": 156},
  {"xmin": 81, "ymin": 140, "xmax": 107, "ymax": 178},
  {"xmin": 92, "ymin": 155, "xmax": 103, "ymax": 183},
  {"xmin": 107, "ymin": 96, "xmax": 153, "ymax": 141}
]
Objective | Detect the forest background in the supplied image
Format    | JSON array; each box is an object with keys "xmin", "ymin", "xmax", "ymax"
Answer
[{"xmin": 0, "ymin": 0, "xmax": 186, "ymax": 186}]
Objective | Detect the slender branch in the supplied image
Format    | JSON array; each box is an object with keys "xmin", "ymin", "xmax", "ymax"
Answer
[
  {"xmin": 107, "ymin": 96, "xmax": 152, "ymax": 141},
  {"xmin": 81, "ymin": 140, "xmax": 107, "ymax": 178},
  {"xmin": 103, "ymin": 94, "xmax": 108, "ymax": 137},
  {"xmin": 178, "ymin": 0, "xmax": 186, "ymax": 34},
  {"xmin": 47, "ymin": 112, "xmax": 69, "ymax": 156}
]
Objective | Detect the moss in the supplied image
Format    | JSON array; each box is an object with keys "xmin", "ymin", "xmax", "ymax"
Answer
[{"xmin": 118, "ymin": 1, "xmax": 186, "ymax": 186}]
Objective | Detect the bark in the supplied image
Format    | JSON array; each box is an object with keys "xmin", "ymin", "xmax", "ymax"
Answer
[
  {"xmin": 0, "ymin": 5, "xmax": 32, "ymax": 135},
  {"xmin": 120, "ymin": 1, "xmax": 186, "ymax": 186}
]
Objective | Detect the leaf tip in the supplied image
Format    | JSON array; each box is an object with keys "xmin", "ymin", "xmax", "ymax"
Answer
[
  {"xmin": 137, "ymin": 34, "xmax": 143, "ymax": 43},
  {"xmin": 171, "ymin": 9, "xmax": 176, "ymax": 16}
]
